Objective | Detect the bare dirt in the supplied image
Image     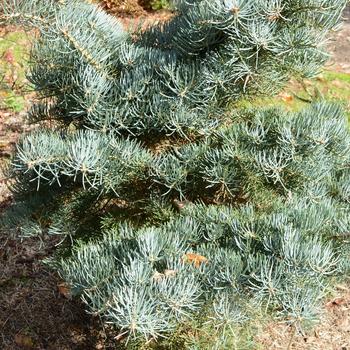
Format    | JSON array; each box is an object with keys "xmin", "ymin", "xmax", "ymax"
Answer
[
  {"xmin": 327, "ymin": 10, "xmax": 350, "ymax": 73},
  {"xmin": 0, "ymin": 234, "xmax": 110, "ymax": 350},
  {"xmin": 99, "ymin": 0, "xmax": 151, "ymax": 17},
  {"xmin": 257, "ymin": 285, "xmax": 350, "ymax": 350},
  {"xmin": 0, "ymin": 6, "xmax": 350, "ymax": 350}
]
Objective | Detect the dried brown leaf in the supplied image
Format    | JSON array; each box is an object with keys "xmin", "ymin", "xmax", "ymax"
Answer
[
  {"xmin": 58, "ymin": 282, "xmax": 71, "ymax": 299},
  {"xmin": 182, "ymin": 253, "xmax": 208, "ymax": 268},
  {"xmin": 14, "ymin": 333, "xmax": 35, "ymax": 349}
]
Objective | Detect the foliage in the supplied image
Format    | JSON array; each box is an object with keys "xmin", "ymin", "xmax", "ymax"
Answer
[
  {"xmin": 1, "ymin": 0, "xmax": 346, "ymax": 136},
  {"xmin": 149, "ymin": 0, "xmax": 171, "ymax": 10},
  {"xmin": 1, "ymin": 0, "xmax": 349, "ymax": 347},
  {"xmin": 44, "ymin": 103, "xmax": 350, "ymax": 344},
  {"xmin": 0, "ymin": 30, "xmax": 28, "ymax": 113},
  {"xmin": 237, "ymin": 70, "xmax": 350, "ymax": 123}
]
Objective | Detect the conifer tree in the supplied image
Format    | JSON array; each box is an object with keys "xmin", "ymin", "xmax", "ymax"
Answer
[{"xmin": 1, "ymin": 0, "xmax": 349, "ymax": 347}]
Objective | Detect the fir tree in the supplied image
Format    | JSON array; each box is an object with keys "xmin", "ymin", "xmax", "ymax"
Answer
[{"xmin": 1, "ymin": 0, "xmax": 349, "ymax": 347}]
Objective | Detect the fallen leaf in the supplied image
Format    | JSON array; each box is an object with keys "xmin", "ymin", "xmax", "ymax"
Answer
[
  {"xmin": 152, "ymin": 271, "xmax": 164, "ymax": 282},
  {"xmin": 14, "ymin": 334, "xmax": 35, "ymax": 349},
  {"xmin": 326, "ymin": 297, "xmax": 346, "ymax": 308},
  {"xmin": 278, "ymin": 92, "xmax": 294, "ymax": 102},
  {"xmin": 58, "ymin": 282, "xmax": 71, "ymax": 299},
  {"xmin": 182, "ymin": 253, "xmax": 208, "ymax": 268},
  {"xmin": 152, "ymin": 269, "xmax": 177, "ymax": 282},
  {"xmin": 164, "ymin": 269, "xmax": 177, "ymax": 278}
]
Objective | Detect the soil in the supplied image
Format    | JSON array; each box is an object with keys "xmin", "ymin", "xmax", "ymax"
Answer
[
  {"xmin": 327, "ymin": 9, "xmax": 350, "ymax": 73},
  {"xmin": 0, "ymin": 5, "xmax": 350, "ymax": 350},
  {"xmin": 256, "ymin": 286, "xmax": 350, "ymax": 350},
  {"xmin": 99, "ymin": 0, "xmax": 170, "ymax": 17},
  {"xmin": 0, "ymin": 234, "xmax": 112, "ymax": 350},
  {"xmin": 100, "ymin": 0, "xmax": 147, "ymax": 17}
]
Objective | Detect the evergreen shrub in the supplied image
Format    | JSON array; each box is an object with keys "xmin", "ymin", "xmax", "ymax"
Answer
[{"xmin": 1, "ymin": 0, "xmax": 349, "ymax": 347}]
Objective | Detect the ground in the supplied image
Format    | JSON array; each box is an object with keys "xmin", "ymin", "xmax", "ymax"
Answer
[{"xmin": 0, "ymin": 5, "xmax": 350, "ymax": 350}]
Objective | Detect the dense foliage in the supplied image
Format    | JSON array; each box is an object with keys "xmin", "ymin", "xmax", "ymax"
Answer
[
  {"xmin": 1, "ymin": 0, "xmax": 349, "ymax": 347},
  {"xmin": 56, "ymin": 103, "xmax": 350, "ymax": 345},
  {"xmin": 1, "ymin": 0, "xmax": 346, "ymax": 136}
]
